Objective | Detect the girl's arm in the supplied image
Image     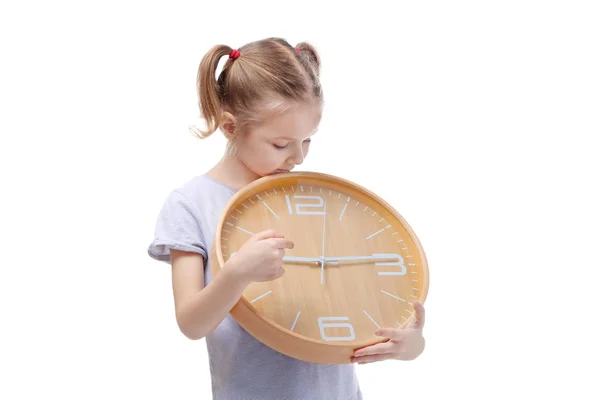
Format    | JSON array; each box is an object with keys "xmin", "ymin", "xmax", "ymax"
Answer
[{"xmin": 169, "ymin": 249, "xmax": 249, "ymax": 340}]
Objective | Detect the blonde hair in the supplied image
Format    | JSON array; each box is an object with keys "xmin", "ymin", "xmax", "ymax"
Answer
[{"xmin": 190, "ymin": 37, "xmax": 323, "ymax": 141}]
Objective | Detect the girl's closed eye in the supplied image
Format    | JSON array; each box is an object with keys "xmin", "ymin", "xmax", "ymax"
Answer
[{"xmin": 273, "ymin": 138, "xmax": 311, "ymax": 150}]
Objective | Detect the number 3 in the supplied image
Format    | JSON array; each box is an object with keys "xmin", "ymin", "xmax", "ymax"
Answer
[{"xmin": 375, "ymin": 253, "xmax": 407, "ymax": 275}]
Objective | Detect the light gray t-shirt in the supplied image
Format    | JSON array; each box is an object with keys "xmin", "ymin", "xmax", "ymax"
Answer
[{"xmin": 148, "ymin": 174, "xmax": 363, "ymax": 400}]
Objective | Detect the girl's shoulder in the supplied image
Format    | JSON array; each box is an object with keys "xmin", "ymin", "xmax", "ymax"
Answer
[
  {"xmin": 148, "ymin": 175, "xmax": 236, "ymax": 263},
  {"xmin": 167, "ymin": 174, "xmax": 237, "ymax": 217},
  {"xmin": 173, "ymin": 174, "xmax": 236, "ymax": 203}
]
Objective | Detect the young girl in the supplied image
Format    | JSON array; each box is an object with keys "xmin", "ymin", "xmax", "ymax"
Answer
[{"xmin": 147, "ymin": 37, "xmax": 425, "ymax": 400}]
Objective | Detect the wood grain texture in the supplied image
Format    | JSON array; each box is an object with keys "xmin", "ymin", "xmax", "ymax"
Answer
[{"xmin": 210, "ymin": 171, "xmax": 429, "ymax": 364}]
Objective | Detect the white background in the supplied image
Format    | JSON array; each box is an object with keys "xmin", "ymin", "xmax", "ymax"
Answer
[{"xmin": 1, "ymin": 0, "xmax": 599, "ymax": 399}]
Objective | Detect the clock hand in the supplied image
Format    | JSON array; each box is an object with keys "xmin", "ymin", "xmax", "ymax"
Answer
[
  {"xmin": 283, "ymin": 256, "xmax": 322, "ymax": 263},
  {"xmin": 320, "ymin": 202, "xmax": 327, "ymax": 284},
  {"xmin": 324, "ymin": 254, "xmax": 399, "ymax": 262},
  {"xmin": 235, "ymin": 253, "xmax": 320, "ymax": 264},
  {"xmin": 274, "ymin": 254, "xmax": 400, "ymax": 264}
]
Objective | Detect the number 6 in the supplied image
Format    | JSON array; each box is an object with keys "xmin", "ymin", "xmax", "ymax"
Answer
[{"xmin": 317, "ymin": 316, "xmax": 356, "ymax": 341}]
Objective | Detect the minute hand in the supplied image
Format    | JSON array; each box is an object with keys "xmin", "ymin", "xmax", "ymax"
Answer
[
  {"xmin": 282, "ymin": 254, "xmax": 400, "ymax": 264},
  {"xmin": 324, "ymin": 254, "xmax": 399, "ymax": 262}
]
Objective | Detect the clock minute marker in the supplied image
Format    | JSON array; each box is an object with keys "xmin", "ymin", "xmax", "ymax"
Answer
[
  {"xmin": 290, "ymin": 311, "xmax": 301, "ymax": 331},
  {"xmin": 285, "ymin": 194, "xmax": 293, "ymax": 215},
  {"xmin": 236, "ymin": 226, "xmax": 254, "ymax": 235},
  {"xmin": 366, "ymin": 225, "xmax": 392, "ymax": 240},
  {"xmin": 262, "ymin": 201, "xmax": 280, "ymax": 219},
  {"xmin": 380, "ymin": 290, "xmax": 406, "ymax": 302},
  {"xmin": 250, "ymin": 290, "xmax": 273, "ymax": 303},
  {"xmin": 363, "ymin": 310, "xmax": 381, "ymax": 329},
  {"xmin": 366, "ymin": 228, "xmax": 384, "ymax": 240},
  {"xmin": 339, "ymin": 198, "xmax": 350, "ymax": 221}
]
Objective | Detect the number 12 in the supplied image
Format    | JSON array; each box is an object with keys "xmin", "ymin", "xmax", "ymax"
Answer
[{"xmin": 285, "ymin": 195, "xmax": 325, "ymax": 215}]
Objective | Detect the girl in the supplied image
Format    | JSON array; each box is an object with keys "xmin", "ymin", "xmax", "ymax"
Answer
[{"xmin": 148, "ymin": 37, "xmax": 425, "ymax": 400}]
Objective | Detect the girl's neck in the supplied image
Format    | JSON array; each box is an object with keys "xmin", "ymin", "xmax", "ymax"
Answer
[{"xmin": 205, "ymin": 153, "xmax": 261, "ymax": 192}]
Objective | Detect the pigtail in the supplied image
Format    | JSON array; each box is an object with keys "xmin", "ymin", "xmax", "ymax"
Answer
[
  {"xmin": 295, "ymin": 42, "xmax": 322, "ymax": 99},
  {"xmin": 193, "ymin": 44, "xmax": 233, "ymax": 138},
  {"xmin": 295, "ymin": 42, "xmax": 321, "ymax": 77},
  {"xmin": 189, "ymin": 38, "xmax": 323, "ymax": 142}
]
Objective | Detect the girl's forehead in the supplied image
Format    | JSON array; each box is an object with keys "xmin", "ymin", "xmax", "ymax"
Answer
[{"xmin": 257, "ymin": 103, "xmax": 322, "ymax": 139}]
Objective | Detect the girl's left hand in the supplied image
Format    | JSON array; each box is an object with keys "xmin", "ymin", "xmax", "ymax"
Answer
[{"xmin": 350, "ymin": 301, "xmax": 426, "ymax": 364}]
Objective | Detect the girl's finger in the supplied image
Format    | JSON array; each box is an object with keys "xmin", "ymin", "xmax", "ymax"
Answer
[
  {"xmin": 351, "ymin": 353, "xmax": 394, "ymax": 364},
  {"xmin": 353, "ymin": 341, "xmax": 394, "ymax": 357}
]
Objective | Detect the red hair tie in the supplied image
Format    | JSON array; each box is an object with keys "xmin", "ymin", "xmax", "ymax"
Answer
[
  {"xmin": 229, "ymin": 49, "xmax": 240, "ymax": 60},
  {"xmin": 295, "ymin": 47, "xmax": 300, "ymax": 52}
]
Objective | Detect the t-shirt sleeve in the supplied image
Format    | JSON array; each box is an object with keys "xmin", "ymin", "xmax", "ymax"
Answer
[{"xmin": 147, "ymin": 190, "xmax": 208, "ymax": 264}]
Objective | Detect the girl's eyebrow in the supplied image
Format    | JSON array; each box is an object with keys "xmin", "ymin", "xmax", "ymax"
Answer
[{"xmin": 274, "ymin": 131, "xmax": 318, "ymax": 141}]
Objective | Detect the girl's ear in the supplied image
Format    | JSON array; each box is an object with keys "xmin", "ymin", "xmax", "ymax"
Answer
[{"xmin": 220, "ymin": 112, "xmax": 237, "ymax": 140}]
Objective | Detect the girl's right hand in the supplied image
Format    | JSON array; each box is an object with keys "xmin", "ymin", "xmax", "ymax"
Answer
[{"xmin": 226, "ymin": 229, "xmax": 294, "ymax": 284}]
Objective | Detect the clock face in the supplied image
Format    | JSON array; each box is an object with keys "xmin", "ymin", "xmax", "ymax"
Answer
[{"xmin": 216, "ymin": 173, "xmax": 428, "ymax": 346}]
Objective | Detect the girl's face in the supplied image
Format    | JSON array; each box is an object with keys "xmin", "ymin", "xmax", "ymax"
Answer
[{"xmin": 235, "ymin": 102, "xmax": 322, "ymax": 177}]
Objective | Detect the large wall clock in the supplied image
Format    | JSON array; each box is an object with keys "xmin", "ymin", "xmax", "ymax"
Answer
[{"xmin": 210, "ymin": 171, "xmax": 429, "ymax": 364}]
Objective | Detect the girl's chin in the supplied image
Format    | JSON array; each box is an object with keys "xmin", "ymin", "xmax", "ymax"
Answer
[{"xmin": 268, "ymin": 169, "xmax": 291, "ymax": 175}]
